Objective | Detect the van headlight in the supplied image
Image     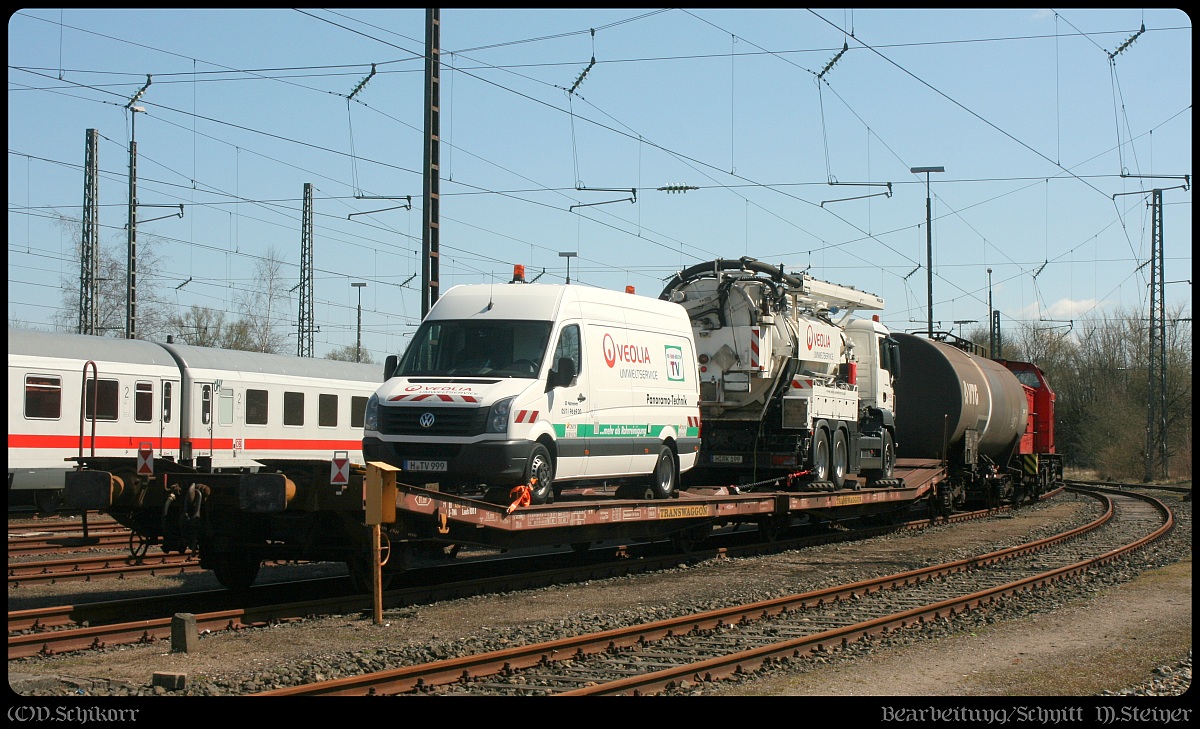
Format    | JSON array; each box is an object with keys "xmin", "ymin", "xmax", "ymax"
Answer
[
  {"xmin": 487, "ymin": 396, "xmax": 514, "ymax": 433},
  {"xmin": 364, "ymin": 393, "xmax": 379, "ymax": 432}
]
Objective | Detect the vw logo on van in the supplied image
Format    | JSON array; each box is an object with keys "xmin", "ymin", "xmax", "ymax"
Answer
[{"xmin": 419, "ymin": 412, "xmax": 436, "ymax": 428}]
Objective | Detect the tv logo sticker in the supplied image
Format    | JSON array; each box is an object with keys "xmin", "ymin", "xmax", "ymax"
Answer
[{"xmin": 665, "ymin": 345, "xmax": 684, "ymax": 381}]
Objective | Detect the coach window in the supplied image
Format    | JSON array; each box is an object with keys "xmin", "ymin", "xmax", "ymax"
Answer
[
  {"xmin": 219, "ymin": 387, "xmax": 234, "ymax": 426},
  {"xmin": 135, "ymin": 381, "xmax": 153, "ymax": 422},
  {"xmin": 24, "ymin": 375, "xmax": 62, "ymax": 419},
  {"xmin": 162, "ymin": 382, "xmax": 173, "ymax": 423},
  {"xmin": 284, "ymin": 391, "xmax": 304, "ymax": 427},
  {"xmin": 319, "ymin": 393, "xmax": 338, "ymax": 427},
  {"xmin": 246, "ymin": 389, "xmax": 268, "ymax": 426},
  {"xmin": 201, "ymin": 385, "xmax": 212, "ymax": 426},
  {"xmin": 84, "ymin": 379, "xmax": 120, "ymax": 421},
  {"xmin": 351, "ymin": 396, "xmax": 368, "ymax": 428}
]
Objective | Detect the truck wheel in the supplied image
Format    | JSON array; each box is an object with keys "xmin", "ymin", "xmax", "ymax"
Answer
[
  {"xmin": 649, "ymin": 447, "xmax": 678, "ymax": 499},
  {"xmin": 865, "ymin": 430, "xmax": 895, "ymax": 484},
  {"xmin": 810, "ymin": 430, "xmax": 830, "ymax": 483},
  {"xmin": 830, "ymin": 430, "xmax": 848, "ymax": 490},
  {"xmin": 526, "ymin": 444, "xmax": 555, "ymax": 505}
]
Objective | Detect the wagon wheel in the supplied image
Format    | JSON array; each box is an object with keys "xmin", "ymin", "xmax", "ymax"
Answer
[
  {"xmin": 33, "ymin": 489, "xmax": 64, "ymax": 514},
  {"xmin": 347, "ymin": 530, "xmax": 398, "ymax": 593},
  {"xmin": 672, "ymin": 522, "xmax": 713, "ymax": 554},
  {"xmin": 128, "ymin": 529, "xmax": 153, "ymax": 559},
  {"xmin": 757, "ymin": 514, "xmax": 789, "ymax": 542}
]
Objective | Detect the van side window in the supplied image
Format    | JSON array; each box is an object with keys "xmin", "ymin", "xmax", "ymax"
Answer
[
  {"xmin": 553, "ymin": 324, "xmax": 582, "ymax": 376},
  {"xmin": 24, "ymin": 375, "xmax": 62, "ymax": 419}
]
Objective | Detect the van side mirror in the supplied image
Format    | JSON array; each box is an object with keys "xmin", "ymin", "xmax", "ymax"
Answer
[
  {"xmin": 384, "ymin": 354, "xmax": 398, "ymax": 381},
  {"xmin": 547, "ymin": 357, "xmax": 577, "ymax": 390}
]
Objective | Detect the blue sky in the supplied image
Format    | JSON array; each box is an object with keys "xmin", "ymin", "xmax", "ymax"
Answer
[{"xmin": 8, "ymin": 8, "xmax": 1192, "ymax": 360}]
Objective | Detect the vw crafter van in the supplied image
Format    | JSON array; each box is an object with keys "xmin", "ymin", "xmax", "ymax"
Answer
[{"xmin": 363, "ymin": 270, "xmax": 701, "ymax": 504}]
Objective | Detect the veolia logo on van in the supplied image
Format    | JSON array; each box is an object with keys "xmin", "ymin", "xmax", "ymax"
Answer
[{"xmin": 602, "ymin": 332, "xmax": 652, "ymax": 368}]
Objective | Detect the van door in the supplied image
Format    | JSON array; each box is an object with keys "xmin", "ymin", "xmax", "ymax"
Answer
[
  {"xmin": 546, "ymin": 323, "xmax": 590, "ymax": 479},
  {"xmin": 582, "ymin": 321, "xmax": 634, "ymax": 478}
]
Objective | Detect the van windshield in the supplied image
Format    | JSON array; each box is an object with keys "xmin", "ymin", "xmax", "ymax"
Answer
[{"xmin": 396, "ymin": 319, "xmax": 553, "ymax": 378}]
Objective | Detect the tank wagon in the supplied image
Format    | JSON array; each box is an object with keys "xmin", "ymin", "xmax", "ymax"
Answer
[{"xmin": 892, "ymin": 332, "xmax": 1062, "ymax": 510}]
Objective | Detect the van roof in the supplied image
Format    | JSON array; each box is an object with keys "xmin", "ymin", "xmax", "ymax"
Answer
[{"xmin": 428, "ymin": 283, "xmax": 688, "ymax": 323}]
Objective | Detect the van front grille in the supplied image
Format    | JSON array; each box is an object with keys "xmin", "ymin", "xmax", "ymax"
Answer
[{"xmin": 377, "ymin": 405, "xmax": 489, "ymax": 436}]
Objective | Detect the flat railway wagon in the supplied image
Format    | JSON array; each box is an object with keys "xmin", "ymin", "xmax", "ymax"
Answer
[
  {"xmin": 9, "ymin": 328, "xmax": 382, "ymax": 587},
  {"xmin": 18, "ymin": 290, "xmax": 1064, "ymax": 592}
]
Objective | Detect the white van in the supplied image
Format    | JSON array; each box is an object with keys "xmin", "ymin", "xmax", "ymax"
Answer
[{"xmin": 363, "ymin": 276, "xmax": 701, "ymax": 503}]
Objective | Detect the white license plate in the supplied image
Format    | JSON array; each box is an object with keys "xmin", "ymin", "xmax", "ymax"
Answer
[
  {"xmin": 404, "ymin": 460, "xmax": 447, "ymax": 472},
  {"xmin": 711, "ymin": 454, "xmax": 743, "ymax": 464}
]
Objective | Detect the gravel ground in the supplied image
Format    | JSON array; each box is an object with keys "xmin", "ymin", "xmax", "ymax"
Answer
[{"xmin": 7, "ymin": 488, "xmax": 1191, "ymax": 710}]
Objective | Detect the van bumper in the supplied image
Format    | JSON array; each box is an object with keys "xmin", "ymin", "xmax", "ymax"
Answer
[{"xmin": 362, "ymin": 437, "xmax": 530, "ymax": 485}]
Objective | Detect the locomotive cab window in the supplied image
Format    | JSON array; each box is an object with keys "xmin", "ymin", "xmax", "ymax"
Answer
[
  {"xmin": 246, "ymin": 389, "xmax": 268, "ymax": 425},
  {"xmin": 319, "ymin": 393, "xmax": 338, "ymax": 427},
  {"xmin": 284, "ymin": 391, "xmax": 304, "ymax": 427},
  {"xmin": 84, "ymin": 379, "xmax": 119, "ymax": 421},
  {"xmin": 135, "ymin": 381, "xmax": 153, "ymax": 422},
  {"xmin": 24, "ymin": 375, "xmax": 62, "ymax": 419}
]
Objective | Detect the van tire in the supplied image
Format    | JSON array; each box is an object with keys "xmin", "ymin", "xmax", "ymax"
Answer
[
  {"xmin": 649, "ymin": 447, "xmax": 678, "ymax": 499},
  {"xmin": 526, "ymin": 444, "xmax": 555, "ymax": 505}
]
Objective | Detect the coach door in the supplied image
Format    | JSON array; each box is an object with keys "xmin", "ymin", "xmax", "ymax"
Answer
[
  {"xmin": 158, "ymin": 378, "xmax": 181, "ymax": 459},
  {"xmin": 190, "ymin": 380, "xmax": 216, "ymax": 461}
]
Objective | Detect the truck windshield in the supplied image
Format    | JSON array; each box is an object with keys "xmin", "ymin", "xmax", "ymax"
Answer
[{"xmin": 396, "ymin": 319, "xmax": 553, "ymax": 378}]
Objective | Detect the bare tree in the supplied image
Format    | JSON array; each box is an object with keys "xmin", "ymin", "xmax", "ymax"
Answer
[
  {"xmin": 234, "ymin": 245, "xmax": 291, "ymax": 354},
  {"xmin": 325, "ymin": 344, "xmax": 376, "ymax": 364},
  {"xmin": 51, "ymin": 211, "xmax": 166, "ymax": 340}
]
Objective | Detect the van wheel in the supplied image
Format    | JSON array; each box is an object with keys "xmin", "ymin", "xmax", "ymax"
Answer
[
  {"xmin": 649, "ymin": 447, "xmax": 678, "ymax": 499},
  {"xmin": 526, "ymin": 444, "xmax": 555, "ymax": 505}
]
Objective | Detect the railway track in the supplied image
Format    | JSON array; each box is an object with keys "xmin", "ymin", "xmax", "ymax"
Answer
[
  {"xmin": 8, "ymin": 497, "xmax": 1029, "ymax": 660},
  {"xmin": 253, "ymin": 485, "xmax": 1174, "ymax": 696}
]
